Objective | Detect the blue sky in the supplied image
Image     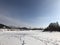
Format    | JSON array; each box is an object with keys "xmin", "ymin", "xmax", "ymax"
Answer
[{"xmin": 0, "ymin": 0, "xmax": 60, "ymax": 28}]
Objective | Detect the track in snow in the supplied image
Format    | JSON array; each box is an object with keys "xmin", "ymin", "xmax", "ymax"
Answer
[{"xmin": 0, "ymin": 31, "xmax": 60, "ymax": 45}]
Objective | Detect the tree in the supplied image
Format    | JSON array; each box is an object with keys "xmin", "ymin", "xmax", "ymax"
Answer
[{"xmin": 44, "ymin": 22, "xmax": 60, "ymax": 32}]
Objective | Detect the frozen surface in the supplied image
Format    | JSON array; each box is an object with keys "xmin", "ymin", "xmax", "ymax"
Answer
[{"xmin": 0, "ymin": 30, "xmax": 60, "ymax": 45}]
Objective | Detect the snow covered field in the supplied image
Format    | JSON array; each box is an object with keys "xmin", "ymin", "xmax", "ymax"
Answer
[{"xmin": 0, "ymin": 30, "xmax": 60, "ymax": 45}]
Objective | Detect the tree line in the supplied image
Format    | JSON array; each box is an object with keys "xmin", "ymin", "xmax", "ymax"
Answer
[
  {"xmin": 0, "ymin": 24, "xmax": 43, "ymax": 30},
  {"xmin": 0, "ymin": 22, "xmax": 60, "ymax": 32}
]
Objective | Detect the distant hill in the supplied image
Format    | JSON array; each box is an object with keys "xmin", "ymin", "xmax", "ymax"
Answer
[{"xmin": 0, "ymin": 24, "xmax": 11, "ymax": 29}]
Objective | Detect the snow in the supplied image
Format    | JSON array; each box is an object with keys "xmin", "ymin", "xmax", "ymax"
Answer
[{"xmin": 0, "ymin": 30, "xmax": 60, "ymax": 45}]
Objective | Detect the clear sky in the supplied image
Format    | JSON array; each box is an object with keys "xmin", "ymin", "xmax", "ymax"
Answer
[{"xmin": 0, "ymin": 0, "xmax": 60, "ymax": 28}]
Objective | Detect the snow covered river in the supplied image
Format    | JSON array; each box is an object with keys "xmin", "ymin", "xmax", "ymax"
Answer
[{"xmin": 0, "ymin": 30, "xmax": 60, "ymax": 45}]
